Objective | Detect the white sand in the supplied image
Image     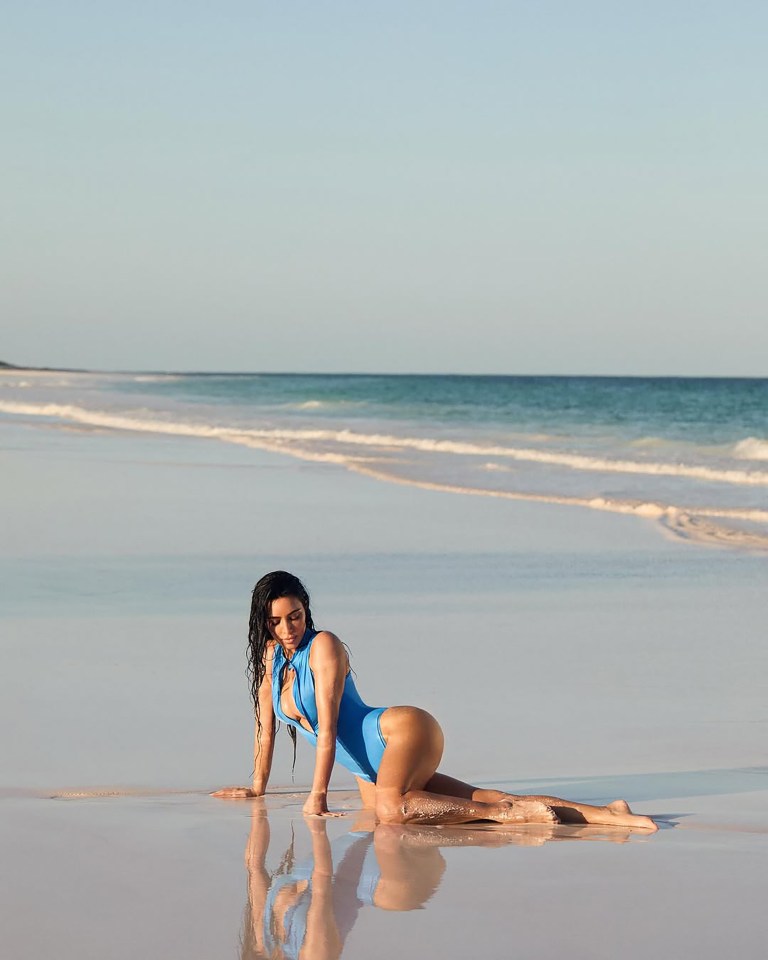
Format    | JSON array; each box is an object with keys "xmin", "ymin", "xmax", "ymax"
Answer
[{"xmin": 1, "ymin": 420, "xmax": 767, "ymax": 958}]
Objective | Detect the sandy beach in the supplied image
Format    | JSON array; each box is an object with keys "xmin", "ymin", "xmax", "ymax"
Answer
[{"xmin": 2, "ymin": 415, "xmax": 767, "ymax": 959}]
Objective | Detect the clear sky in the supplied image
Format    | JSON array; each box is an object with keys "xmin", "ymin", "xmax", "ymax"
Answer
[{"xmin": 3, "ymin": 1, "xmax": 767, "ymax": 375}]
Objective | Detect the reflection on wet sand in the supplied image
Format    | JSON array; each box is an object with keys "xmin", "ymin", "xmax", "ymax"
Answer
[{"xmin": 239, "ymin": 808, "xmax": 638, "ymax": 959}]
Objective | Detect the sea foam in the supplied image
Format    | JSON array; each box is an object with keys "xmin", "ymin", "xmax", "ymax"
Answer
[
  {"xmin": 734, "ymin": 437, "xmax": 768, "ymax": 461},
  {"xmin": 3, "ymin": 400, "xmax": 768, "ymax": 488},
  {"xmin": 3, "ymin": 398, "xmax": 768, "ymax": 552}
]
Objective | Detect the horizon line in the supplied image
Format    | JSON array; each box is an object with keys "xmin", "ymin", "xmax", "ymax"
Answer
[{"xmin": 2, "ymin": 362, "xmax": 767, "ymax": 381}]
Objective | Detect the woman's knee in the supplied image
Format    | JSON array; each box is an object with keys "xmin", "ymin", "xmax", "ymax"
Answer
[{"xmin": 375, "ymin": 790, "xmax": 408, "ymax": 825}]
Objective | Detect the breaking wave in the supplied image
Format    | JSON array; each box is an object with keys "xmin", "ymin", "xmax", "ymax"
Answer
[
  {"xmin": 734, "ymin": 437, "xmax": 768, "ymax": 461},
  {"xmin": 3, "ymin": 398, "xmax": 768, "ymax": 551},
  {"xmin": 3, "ymin": 400, "xmax": 768, "ymax": 487}
]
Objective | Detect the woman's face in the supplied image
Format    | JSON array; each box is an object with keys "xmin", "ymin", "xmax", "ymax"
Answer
[{"xmin": 266, "ymin": 595, "xmax": 307, "ymax": 653}]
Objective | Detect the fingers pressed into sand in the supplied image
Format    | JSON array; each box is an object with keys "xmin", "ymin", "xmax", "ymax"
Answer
[{"xmin": 212, "ymin": 786, "xmax": 259, "ymax": 799}]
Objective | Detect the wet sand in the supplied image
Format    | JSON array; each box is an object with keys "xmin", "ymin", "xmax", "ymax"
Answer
[
  {"xmin": 1, "ymin": 421, "xmax": 767, "ymax": 957},
  {"xmin": 2, "ymin": 780, "xmax": 766, "ymax": 960}
]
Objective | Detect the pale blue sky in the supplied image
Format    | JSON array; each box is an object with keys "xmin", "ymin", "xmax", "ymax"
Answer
[{"xmin": 3, "ymin": 1, "xmax": 767, "ymax": 374}]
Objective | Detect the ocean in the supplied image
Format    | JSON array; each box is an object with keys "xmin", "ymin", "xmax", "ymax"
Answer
[{"xmin": 2, "ymin": 370, "xmax": 767, "ymax": 550}]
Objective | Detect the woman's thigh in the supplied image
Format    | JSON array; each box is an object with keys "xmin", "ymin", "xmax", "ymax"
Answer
[{"xmin": 375, "ymin": 706, "xmax": 444, "ymax": 794}]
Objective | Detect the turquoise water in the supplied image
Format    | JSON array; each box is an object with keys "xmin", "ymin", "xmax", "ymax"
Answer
[
  {"xmin": 112, "ymin": 372, "xmax": 768, "ymax": 444},
  {"xmin": 2, "ymin": 371, "xmax": 767, "ymax": 548}
]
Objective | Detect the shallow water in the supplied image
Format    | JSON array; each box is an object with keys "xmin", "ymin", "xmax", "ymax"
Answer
[{"xmin": 3, "ymin": 369, "xmax": 768, "ymax": 548}]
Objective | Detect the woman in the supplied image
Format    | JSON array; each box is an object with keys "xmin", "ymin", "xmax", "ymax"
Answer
[{"xmin": 215, "ymin": 571, "xmax": 657, "ymax": 830}]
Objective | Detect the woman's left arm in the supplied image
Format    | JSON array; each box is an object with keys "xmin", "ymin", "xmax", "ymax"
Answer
[{"xmin": 305, "ymin": 631, "xmax": 347, "ymax": 817}]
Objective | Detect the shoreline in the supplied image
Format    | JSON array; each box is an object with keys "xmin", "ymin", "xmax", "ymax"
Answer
[
  {"xmin": 3, "ymin": 392, "xmax": 767, "ymax": 553},
  {"xmin": 4, "ymin": 360, "xmax": 768, "ymax": 557}
]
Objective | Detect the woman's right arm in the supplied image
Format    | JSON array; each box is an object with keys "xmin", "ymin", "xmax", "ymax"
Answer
[
  {"xmin": 251, "ymin": 667, "xmax": 276, "ymax": 794},
  {"xmin": 213, "ymin": 650, "xmax": 275, "ymax": 799}
]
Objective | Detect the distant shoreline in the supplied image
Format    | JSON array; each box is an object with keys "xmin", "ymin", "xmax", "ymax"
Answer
[
  {"xmin": 1, "ymin": 361, "xmax": 765, "ymax": 381},
  {"xmin": 0, "ymin": 361, "xmax": 88, "ymax": 373}
]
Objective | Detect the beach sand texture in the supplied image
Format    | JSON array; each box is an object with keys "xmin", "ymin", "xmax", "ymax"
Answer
[{"xmin": 1, "ymin": 385, "xmax": 767, "ymax": 959}]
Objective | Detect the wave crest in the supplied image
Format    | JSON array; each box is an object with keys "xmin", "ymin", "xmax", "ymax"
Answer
[
  {"xmin": 3, "ymin": 399, "xmax": 768, "ymax": 552},
  {"xmin": 734, "ymin": 437, "xmax": 768, "ymax": 461},
  {"xmin": 3, "ymin": 400, "xmax": 768, "ymax": 487}
]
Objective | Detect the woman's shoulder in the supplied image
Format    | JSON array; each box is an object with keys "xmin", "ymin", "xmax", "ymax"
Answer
[
  {"xmin": 310, "ymin": 629, "xmax": 343, "ymax": 650},
  {"xmin": 308, "ymin": 630, "xmax": 347, "ymax": 665}
]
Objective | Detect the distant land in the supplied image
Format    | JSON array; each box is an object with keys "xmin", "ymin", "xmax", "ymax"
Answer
[{"xmin": 0, "ymin": 360, "xmax": 87, "ymax": 372}]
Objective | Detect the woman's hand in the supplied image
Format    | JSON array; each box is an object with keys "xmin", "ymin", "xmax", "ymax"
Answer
[
  {"xmin": 211, "ymin": 786, "xmax": 263, "ymax": 799},
  {"xmin": 302, "ymin": 791, "xmax": 344, "ymax": 817}
]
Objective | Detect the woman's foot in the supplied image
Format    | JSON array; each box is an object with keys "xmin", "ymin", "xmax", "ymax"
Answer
[
  {"xmin": 604, "ymin": 799, "xmax": 657, "ymax": 831},
  {"xmin": 500, "ymin": 793, "xmax": 658, "ymax": 832}
]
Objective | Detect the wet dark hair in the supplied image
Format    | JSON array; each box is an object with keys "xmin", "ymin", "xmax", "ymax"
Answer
[{"xmin": 248, "ymin": 570, "xmax": 315, "ymax": 763}]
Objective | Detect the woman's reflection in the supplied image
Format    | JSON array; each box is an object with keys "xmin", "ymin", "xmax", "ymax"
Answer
[
  {"xmin": 240, "ymin": 808, "xmax": 631, "ymax": 959},
  {"xmin": 242, "ymin": 813, "xmax": 378, "ymax": 960}
]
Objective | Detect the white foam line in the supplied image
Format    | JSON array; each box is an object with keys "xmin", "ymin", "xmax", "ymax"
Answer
[
  {"xmin": 3, "ymin": 400, "xmax": 768, "ymax": 487},
  {"xmin": 661, "ymin": 513, "xmax": 768, "ymax": 551},
  {"xmin": 4, "ymin": 400, "xmax": 767, "ymax": 551},
  {"xmin": 350, "ymin": 464, "xmax": 664, "ymax": 517},
  {"xmin": 734, "ymin": 436, "xmax": 768, "ymax": 461},
  {"xmin": 348, "ymin": 465, "xmax": 768, "ymax": 551},
  {"xmin": 692, "ymin": 506, "xmax": 768, "ymax": 522},
  {"xmin": 0, "ymin": 401, "xmax": 373, "ymax": 466}
]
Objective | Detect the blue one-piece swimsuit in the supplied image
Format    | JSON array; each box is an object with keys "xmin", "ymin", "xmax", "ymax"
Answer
[
  {"xmin": 262, "ymin": 831, "xmax": 379, "ymax": 960},
  {"xmin": 271, "ymin": 628, "xmax": 387, "ymax": 783}
]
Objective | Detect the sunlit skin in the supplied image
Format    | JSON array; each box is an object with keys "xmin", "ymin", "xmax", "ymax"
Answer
[{"xmin": 214, "ymin": 595, "xmax": 657, "ymax": 831}]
